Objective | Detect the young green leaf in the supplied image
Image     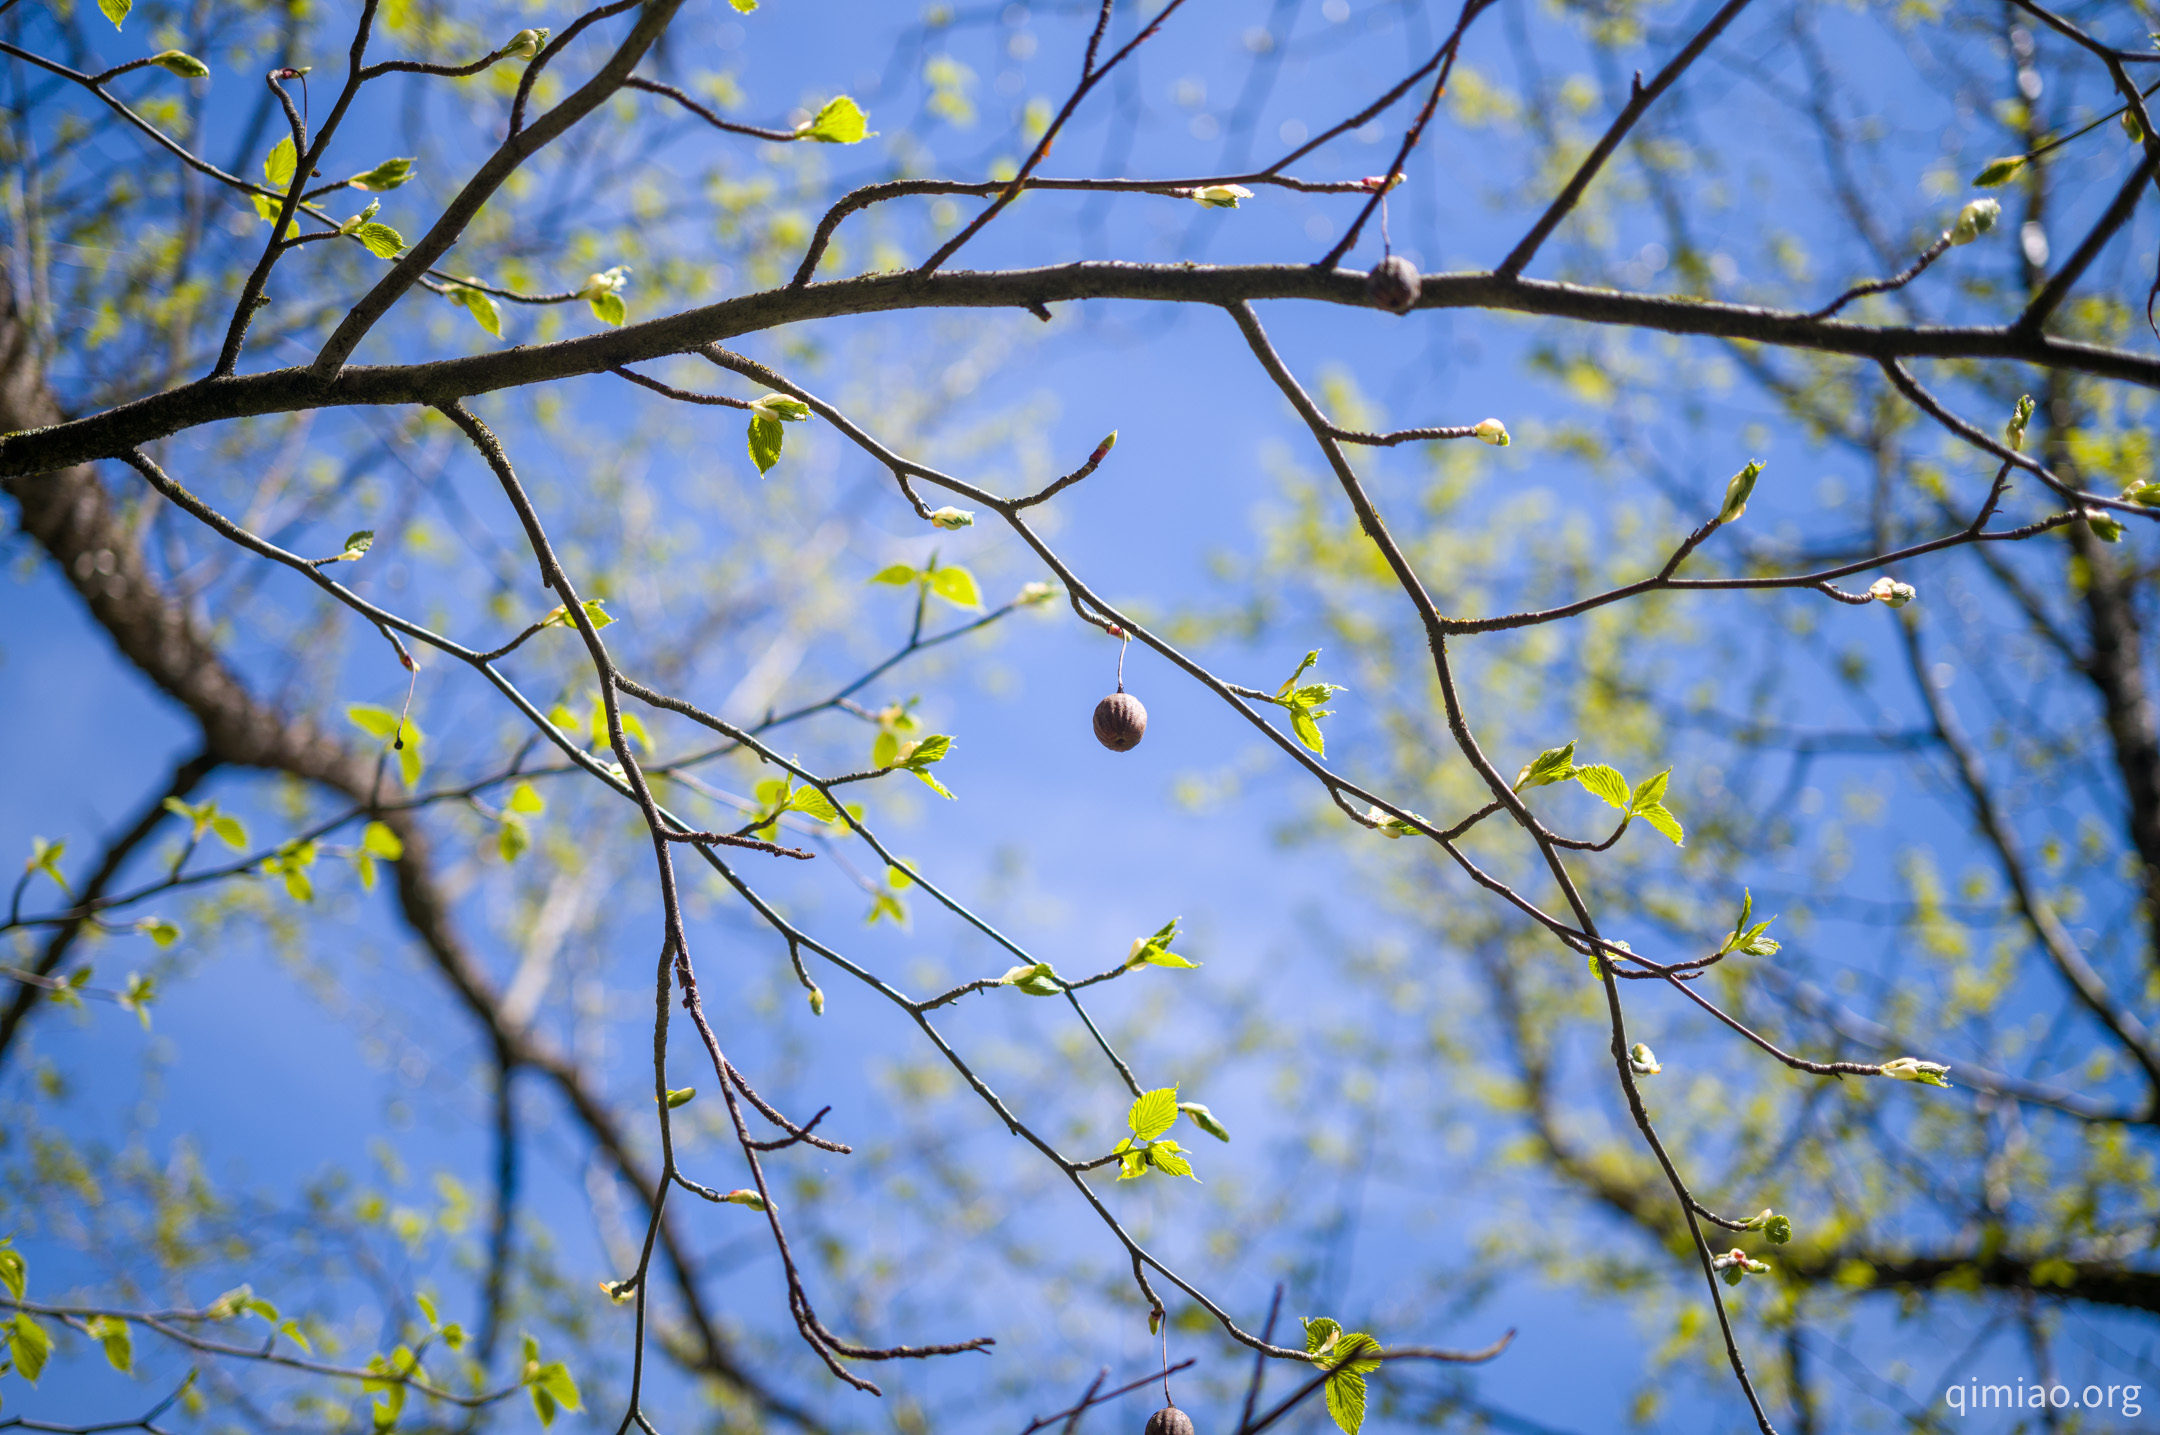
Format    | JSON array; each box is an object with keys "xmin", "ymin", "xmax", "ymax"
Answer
[
  {"xmin": 85, "ymin": 1314, "xmax": 132, "ymax": 1372},
  {"xmin": 9, "ymin": 1311, "xmax": 50, "ymax": 1383},
  {"xmin": 362, "ymin": 821, "xmax": 404, "ymax": 860},
  {"xmin": 729, "ymin": 0, "xmax": 757, "ymax": 11},
  {"xmin": 898, "ymin": 734, "xmax": 957, "ymax": 798},
  {"xmin": 98, "ymin": 0, "xmax": 130, "ymax": 27},
  {"xmin": 1571, "ymin": 763, "xmax": 1629, "ymax": 810},
  {"xmin": 788, "ymin": 785, "xmax": 841, "ymax": 824},
  {"xmin": 868, "ymin": 563, "xmax": 919, "ymax": 586},
  {"xmin": 799, "ymin": 95, "xmax": 872, "ymax": 143},
  {"xmin": 138, "ymin": 917, "xmax": 181, "ymax": 947},
  {"xmin": 264, "ymin": 137, "xmax": 297, "ymax": 190},
  {"xmin": 1513, "ymin": 740, "xmax": 1578, "ymax": 791},
  {"xmin": 447, "ymin": 284, "xmax": 502, "ymax": 337},
  {"xmin": 748, "ymin": 414, "xmax": 784, "ymax": 474},
  {"xmin": 926, "ymin": 564, "xmax": 982, "ymax": 609},
  {"xmin": 1636, "ymin": 803, "xmax": 1684, "ymax": 845},
  {"xmin": 508, "ymin": 781, "xmax": 546, "ymax": 815},
  {"xmin": 349, "ymin": 157, "xmax": 416, "ymax": 191},
  {"xmin": 354, "ymin": 222, "xmax": 406, "ymax": 259},
  {"xmin": 1126, "ymin": 917, "xmax": 1198, "ymax": 969},
  {"xmin": 664, "ymin": 1086, "xmax": 695, "ymax": 1108},
  {"xmin": 1146, "ymin": 1139, "xmax": 1196, "ymax": 1179},
  {"xmin": 1127, "ymin": 1086, "xmax": 1179, "ymax": 1142}
]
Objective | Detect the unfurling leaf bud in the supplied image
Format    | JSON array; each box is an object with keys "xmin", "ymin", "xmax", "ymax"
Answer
[
  {"xmin": 150, "ymin": 49, "xmax": 211, "ymax": 77},
  {"xmin": 1189, "ymin": 183, "xmax": 1253, "ymax": 208},
  {"xmin": 2120, "ymin": 482, "xmax": 2160, "ymax": 508},
  {"xmin": 2085, "ymin": 511, "xmax": 2126, "ymax": 543},
  {"xmin": 1091, "ymin": 431, "xmax": 1118, "ymax": 464},
  {"xmin": 1718, "ymin": 459, "xmax": 1765, "ymax": 524},
  {"xmin": 1093, "ymin": 692, "xmax": 1147, "ymax": 752},
  {"xmin": 1365, "ymin": 254, "xmax": 1421, "ymax": 315},
  {"xmin": 1628, "ymin": 1042, "xmax": 1661, "ymax": 1075},
  {"xmin": 746, "ymin": 395, "xmax": 811, "ymax": 422},
  {"xmin": 1179, "ymin": 1101, "xmax": 1231, "ymax": 1142},
  {"xmin": 1472, "ymin": 417, "xmax": 1510, "ymax": 447},
  {"xmin": 1365, "ymin": 804, "xmax": 1425, "ymax": 838},
  {"xmin": 1765, "ymin": 1213, "xmax": 1792, "ymax": 1244},
  {"xmin": 1878, "ymin": 1056, "xmax": 1952, "ymax": 1087},
  {"xmin": 1971, "ymin": 154, "xmax": 2026, "ymax": 187},
  {"xmin": 998, "ymin": 962, "xmax": 1064, "ymax": 997},
  {"xmin": 1946, "ymin": 197, "xmax": 2001, "ymax": 246},
  {"xmin": 2006, "ymin": 393, "xmax": 2034, "ymax": 450},
  {"xmin": 499, "ymin": 27, "xmax": 548, "ymax": 60},
  {"xmin": 2126, "ymin": 108, "xmax": 2146, "ymax": 146},
  {"xmin": 1016, "ymin": 581, "xmax": 1058, "ymax": 606},
  {"xmin": 929, "ymin": 506, "xmax": 975, "ymax": 530},
  {"xmin": 663, "ymin": 1086, "xmax": 695, "ymax": 1108},
  {"xmin": 1867, "ymin": 576, "xmax": 1916, "ymax": 608},
  {"xmin": 722, "ymin": 1188, "xmax": 769, "ymax": 1211},
  {"xmin": 1148, "ymin": 1308, "xmax": 1164, "ymax": 1337}
]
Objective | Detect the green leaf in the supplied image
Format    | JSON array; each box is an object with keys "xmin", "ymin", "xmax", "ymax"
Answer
[
  {"xmin": 354, "ymin": 222, "xmax": 406, "ymax": 259},
  {"xmin": 788, "ymin": 785, "xmax": 840, "ymax": 823},
  {"xmin": 264, "ymin": 136, "xmax": 297, "ymax": 189},
  {"xmin": 508, "ymin": 781, "xmax": 545, "ymax": 814},
  {"xmin": 348, "ymin": 703, "xmax": 407, "ymax": 742},
  {"xmin": 9, "ymin": 1312, "xmax": 51, "ymax": 1384},
  {"xmin": 748, "ymin": 395, "xmax": 811, "ymax": 422},
  {"xmin": 926, "ymin": 564, "xmax": 982, "ymax": 609},
  {"xmin": 1765, "ymin": 1214, "xmax": 1793, "ymax": 1244},
  {"xmin": 1324, "ymin": 1370, "xmax": 1368, "ymax": 1435},
  {"xmin": 1572, "ymin": 763, "xmax": 1629, "ymax": 810},
  {"xmin": 349, "ymin": 157, "xmax": 416, "ymax": 191},
  {"xmin": 447, "ymin": 284, "xmax": 502, "ymax": 337},
  {"xmin": 1289, "ymin": 706, "xmax": 1325, "ymax": 754},
  {"xmin": 1127, "ymin": 1085, "xmax": 1179, "ymax": 1141},
  {"xmin": 1628, "ymin": 769, "xmax": 1671, "ymax": 814},
  {"xmin": 150, "ymin": 49, "xmax": 210, "ymax": 77},
  {"xmin": 210, "ymin": 812, "xmax": 249, "ymax": 849},
  {"xmin": 868, "ymin": 564, "xmax": 918, "ymax": 586},
  {"xmin": 362, "ymin": 821, "xmax": 404, "ymax": 860},
  {"xmin": 664, "ymin": 1086, "xmax": 695, "ymax": 1108},
  {"xmin": 25, "ymin": 836, "xmax": 71, "ymax": 895},
  {"xmin": 337, "ymin": 529, "xmax": 376, "ymax": 560},
  {"xmin": 1636, "ymin": 803, "xmax": 1685, "ymax": 846},
  {"xmin": 748, "ymin": 415, "xmax": 784, "ymax": 474},
  {"xmin": 416, "ymin": 1294, "xmax": 439, "ymax": 1328},
  {"xmin": 590, "ymin": 291, "xmax": 625, "ymax": 326},
  {"xmin": 1146, "ymin": 1138, "xmax": 1196, "ymax": 1179},
  {"xmin": 498, "ymin": 817, "xmax": 529, "ymax": 863},
  {"xmin": 85, "ymin": 1314, "xmax": 132, "ymax": 1372},
  {"xmin": 1179, "ymin": 1101, "xmax": 1230, "ymax": 1141},
  {"xmin": 900, "ymin": 734, "xmax": 952, "ymax": 768},
  {"xmin": 0, "ymin": 1241, "xmax": 23, "ymax": 1301},
  {"xmin": 98, "ymin": 0, "xmax": 129, "ymax": 27},
  {"xmin": 1972, "ymin": 154, "xmax": 2027, "ymax": 187},
  {"xmin": 1513, "ymin": 740, "xmax": 1577, "ymax": 791},
  {"xmin": 138, "ymin": 917, "xmax": 181, "ymax": 947},
  {"xmin": 729, "ymin": 0, "xmax": 757, "ymax": 10},
  {"xmin": 799, "ymin": 94, "xmax": 870, "ymax": 143},
  {"xmin": 865, "ymin": 890, "xmax": 909, "ymax": 926},
  {"xmin": 1303, "ymin": 1316, "xmax": 1342, "ymax": 1356},
  {"xmin": 537, "ymin": 1363, "xmax": 581, "ymax": 1414}
]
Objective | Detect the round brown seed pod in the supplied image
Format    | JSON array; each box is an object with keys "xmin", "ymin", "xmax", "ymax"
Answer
[
  {"xmin": 1093, "ymin": 692, "xmax": 1147, "ymax": 752},
  {"xmin": 1144, "ymin": 1408, "xmax": 1194, "ymax": 1435},
  {"xmin": 1365, "ymin": 254, "xmax": 1421, "ymax": 314}
]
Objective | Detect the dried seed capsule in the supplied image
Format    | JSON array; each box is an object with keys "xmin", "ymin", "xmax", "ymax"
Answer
[
  {"xmin": 1365, "ymin": 255, "xmax": 1421, "ymax": 314},
  {"xmin": 1145, "ymin": 1408, "xmax": 1195, "ymax": 1435},
  {"xmin": 1093, "ymin": 692, "xmax": 1147, "ymax": 752}
]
